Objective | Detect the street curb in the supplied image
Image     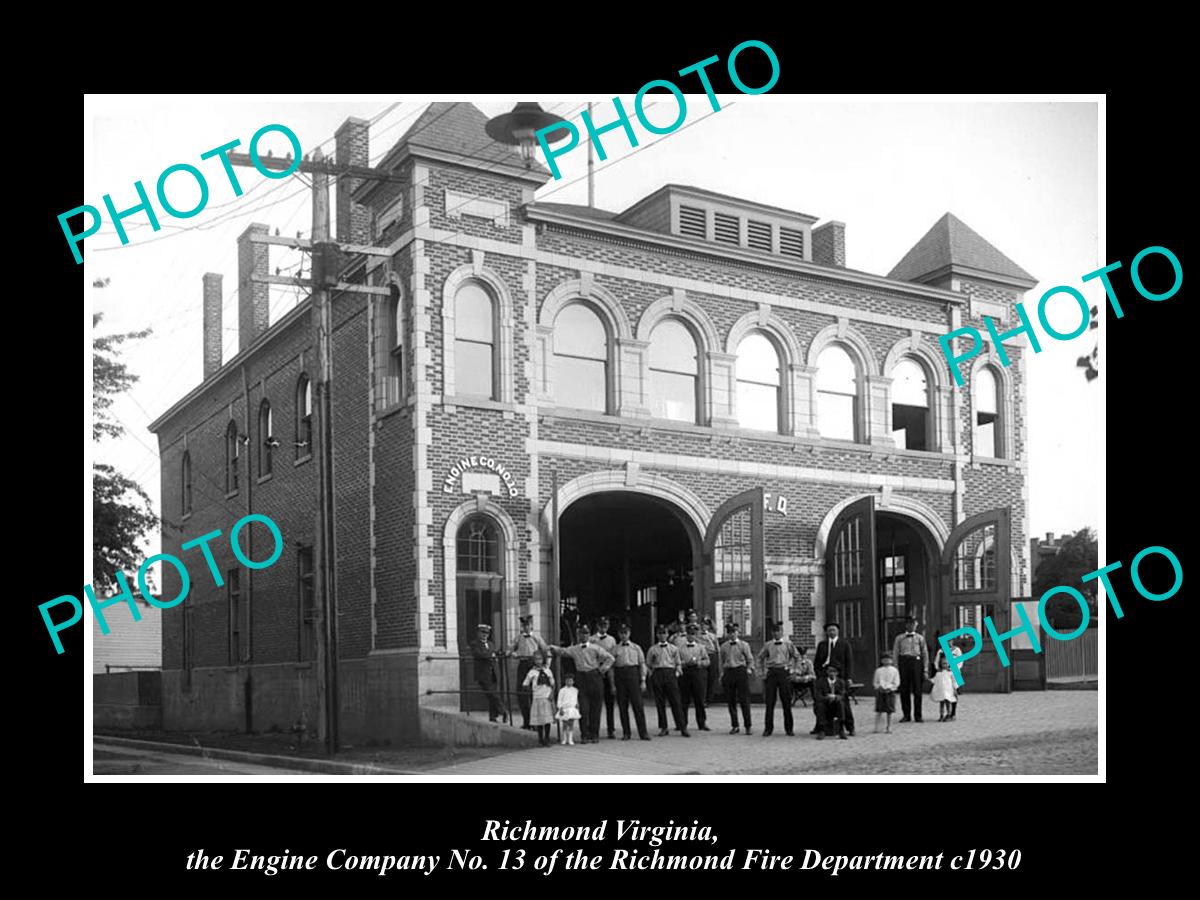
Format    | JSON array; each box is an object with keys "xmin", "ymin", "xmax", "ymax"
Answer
[{"xmin": 94, "ymin": 736, "xmax": 422, "ymax": 775}]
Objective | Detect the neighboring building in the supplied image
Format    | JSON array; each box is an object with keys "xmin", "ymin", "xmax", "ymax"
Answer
[
  {"xmin": 92, "ymin": 595, "xmax": 161, "ymax": 675},
  {"xmin": 1030, "ymin": 530, "xmax": 1074, "ymax": 579},
  {"xmin": 149, "ymin": 103, "xmax": 1037, "ymax": 744}
]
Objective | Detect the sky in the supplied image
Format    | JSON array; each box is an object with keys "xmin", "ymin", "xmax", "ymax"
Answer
[{"xmin": 85, "ymin": 95, "xmax": 1100, "ymax": 564}]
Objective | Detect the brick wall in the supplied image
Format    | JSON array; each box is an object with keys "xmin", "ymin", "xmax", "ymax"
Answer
[
  {"xmin": 154, "ymin": 141, "xmax": 1032, "ymax": 736},
  {"xmin": 158, "ymin": 310, "xmax": 317, "ymax": 674}
]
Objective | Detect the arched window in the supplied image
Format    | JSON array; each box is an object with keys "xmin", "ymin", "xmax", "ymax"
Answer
[
  {"xmin": 455, "ymin": 281, "xmax": 497, "ymax": 399},
  {"xmin": 181, "ymin": 451, "xmax": 192, "ymax": 516},
  {"xmin": 973, "ymin": 366, "xmax": 1001, "ymax": 457},
  {"xmin": 891, "ymin": 357, "xmax": 930, "ymax": 451},
  {"xmin": 258, "ymin": 399, "xmax": 274, "ymax": 478},
  {"xmin": 386, "ymin": 284, "xmax": 405, "ymax": 405},
  {"xmin": 648, "ymin": 317, "xmax": 699, "ymax": 423},
  {"xmin": 735, "ymin": 331, "xmax": 781, "ymax": 432},
  {"xmin": 553, "ymin": 302, "xmax": 608, "ymax": 412},
  {"xmin": 295, "ymin": 375, "xmax": 312, "ymax": 461},
  {"xmin": 225, "ymin": 421, "xmax": 240, "ymax": 493},
  {"xmin": 816, "ymin": 344, "xmax": 858, "ymax": 441},
  {"xmin": 457, "ymin": 516, "xmax": 500, "ymax": 573}
]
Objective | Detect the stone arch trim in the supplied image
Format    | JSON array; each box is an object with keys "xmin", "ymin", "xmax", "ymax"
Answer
[
  {"xmin": 442, "ymin": 497, "xmax": 521, "ymax": 652},
  {"xmin": 440, "ymin": 263, "xmax": 516, "ymax": 403},
  {"xmin": 725, "ymin": 308, "xmax": 804, "ymax": 365},
  {"xmin": 538, "ymin": 277, "xmax": 633, "ymax": 340},
  {"xmin": 442, "ymin": 263, "xmax": 514, "ymax": 327},
  {"xmin": 882, "ymin": 334, "xmax": 949, "ymax": 388},
  {"xmin": 806, "ymin": 321, "xmax": 880, "ymax": 376},
  {"xmin": 636, "ymin": 295, "xmax": 721, "ymax": 353},
  {"xmin": 813, "ymin": 492, "xmax": 949, "ymax": 561},
  {"xmin": 539, "ymin": 470, "xmax": 711, "ymax": 547}
]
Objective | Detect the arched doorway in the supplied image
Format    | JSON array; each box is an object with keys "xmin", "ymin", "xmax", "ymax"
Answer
[
  {"xmin": 876, "ymin": 512, "xmax": 940, "ymax": 652},
  {"xmin": 823, "ymin": 499, "xmax": 943, "ymax": 687},
  {"xmin": 558, "ymin": 492, "xmax": 701, "ymax": 649},
  {"xmin": 823, "ymin": 498, "xmax": 1014, "ymax": 692},
  {"xmin": 455, "ymin": 514, "xmax": 504, "ymax": 713}
]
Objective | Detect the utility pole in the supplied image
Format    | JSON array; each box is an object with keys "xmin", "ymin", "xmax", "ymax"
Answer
[
  {"xmin": 227, "ymin": 145, "xmax": 403, "ymax": 755},
  {"xmin": 309, "ymin": 148, "xmax": 339, "ymax": 753}
]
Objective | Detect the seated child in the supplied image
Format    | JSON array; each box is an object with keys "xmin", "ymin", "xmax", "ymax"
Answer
[{"xmin": 788, "ymin": 648, "xmax": 816, "ymax": 707}]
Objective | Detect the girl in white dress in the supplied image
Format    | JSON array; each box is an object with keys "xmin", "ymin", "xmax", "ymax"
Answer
[
  {"xmin": 522, "ymin": 651, "xmax": 556, "ymax": 747},
  {"xmin": 930, "ymin": 655, "xmax": 959, "ymax": 721},
  {"xmin": 555, "ymin": 674, "xmax": 581, "ymax": 745},
  {"xmin": 933, "ymin": 640, "xmax": 965, "ymax": 721}
]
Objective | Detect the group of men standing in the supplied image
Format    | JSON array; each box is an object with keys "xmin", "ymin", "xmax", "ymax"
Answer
[{"xmin": 467, "ymin": 610, "xmax": 935, "ymax": 740}]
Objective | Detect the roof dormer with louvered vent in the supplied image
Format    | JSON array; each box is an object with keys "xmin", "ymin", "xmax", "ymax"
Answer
[{"xmin": 614, "ymin": 184, "xmax": 818, "ymax": 263}]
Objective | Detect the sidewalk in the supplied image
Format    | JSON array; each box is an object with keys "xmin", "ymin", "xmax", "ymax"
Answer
[{"xmin": 427, "ymin": 690, "xmax": 1099, "ymax": 775}]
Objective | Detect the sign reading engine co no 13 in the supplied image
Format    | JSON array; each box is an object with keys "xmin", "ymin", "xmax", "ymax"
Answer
[{"xmin": 443, "ymin": 454, "xmax": 520, "ymax": 498}]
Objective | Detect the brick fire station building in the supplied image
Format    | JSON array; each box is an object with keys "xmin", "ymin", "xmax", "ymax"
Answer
[{"xmin": 149, "ymin": 103, "xmax": 1040, "ymax": 744}]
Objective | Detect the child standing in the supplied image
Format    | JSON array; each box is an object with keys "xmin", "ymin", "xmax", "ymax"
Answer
[
  {"xmin": 555, "ymin": 673, "xmax": 581, "ymax": 745},
  {"xmin": 522, "ymin": 651, "xmax": 556, "ymax": 746},
  {"xmin": 872, "ymin": 652, "xmax": 900, "ymax": 733},
  {"xmin": 930, "ymin": 656, "xmax": 959, "ymax": 721}
]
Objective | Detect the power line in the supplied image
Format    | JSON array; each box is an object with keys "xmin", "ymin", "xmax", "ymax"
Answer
[
  {"xmin": 108, "ymin": 408, "xmax": 246, "ymax": 527},
  {"xmin": 91, "ymin": 101, "xmax": 409, "ymax": 254},
  {"xmin": 123, "ymin": 102, "xmax": 589, "ymax": 419},
  {"xmin": 536, "ymin": 102, "xmax": 736, "ymax": 202}
]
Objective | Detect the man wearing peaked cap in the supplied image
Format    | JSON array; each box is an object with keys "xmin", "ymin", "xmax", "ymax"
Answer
[
  {"xmin": 510, "ymin": 614, "xmax": 549, "ymax": 730},
  {"xmin": 469, "ymin": 623, "xmax": 506, "ymax": 724}
]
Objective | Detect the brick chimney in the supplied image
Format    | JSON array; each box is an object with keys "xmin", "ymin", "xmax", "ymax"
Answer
[
  {"xmin": 238, "ymin": 223, "xmax": 270, "ymax": 352},
  {"xmin": 812, "ymin": 221, "xmax": 846, "ymax": 268},
  {"xmin": 202, "ymin": 272, "xmax": 223, "ymax": 379},
  {"xmin": 335, "ymin": 117, "xmax": 371, "ymax": 245}
]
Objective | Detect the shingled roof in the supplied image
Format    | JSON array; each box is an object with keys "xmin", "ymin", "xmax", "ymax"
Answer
[{"xmin": 888, "ymin": 212, "xmax": 1036, "ymax": 286}]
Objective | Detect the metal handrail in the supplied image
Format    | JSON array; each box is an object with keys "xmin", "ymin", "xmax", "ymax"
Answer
[
  {"xmin": 423, "ymin": 655, "xmax": 565, "ymax": 739},
  {"xmin": 422, "ymin": 653, "xmax": 518, "ymax": 725}
]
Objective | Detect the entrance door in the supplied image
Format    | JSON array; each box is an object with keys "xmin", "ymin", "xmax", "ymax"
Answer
[
  {"xmin": 824, "ymin": 496, "xmax": 877, "ymax": 688},
  {"xmin": 704, "ymin": 488, "xmax": 765, "ymax": 662},
  {"xmin": 939, "ymin": 508, "xmax": 1012, "ymax": 693},
  {"xmin": 458, "ymin": 577, "xmax": 503, "ymax": 712},
  {"xmin": 455, "ymin": 515, "xmax": 505, "ymax": 713}
]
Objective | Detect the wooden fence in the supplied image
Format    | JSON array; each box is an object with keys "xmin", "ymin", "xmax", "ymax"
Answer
[{"xmin": 1044, "ymin": 626, "xmax": 1098, "ymax": 681}]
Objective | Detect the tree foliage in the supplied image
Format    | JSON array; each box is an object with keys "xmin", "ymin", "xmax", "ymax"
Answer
[
  {"xmin": 93, "ymin": 312, "xmax": 151, "ymax": 442},
  {"xmin": 1033, "ymin": 527, "xmax": 1099, "ymax": 630},
  {"xmin": 1076, "ymin": 306, "xmax": 1099, "ymax": 382},
  {"xmin": 93, "ymin": 309, "xmax": 157, "ymax": 594}
]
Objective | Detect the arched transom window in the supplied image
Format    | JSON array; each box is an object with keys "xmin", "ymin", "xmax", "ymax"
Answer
[
  {"xmin": 455, "ymin": 282, "xmax": 497, "ymax": 399},
  {"xmin": 891, "ymin": 357, "xmax": 930, "ymax": 451},
  {"xmin": 973, "ymin": 366, "xmax": 1001, "ymax": 458},
  {"xmin": 648, "ymin": 317, "xmax": 699, "ymax": 423},
  {"xmin": 735, "ymin": 331, "xmax": 781, "ymax": 432},
  {"xmin": 816, "ymin": 344, "xmax": 858, "ymax": 441},
  {"xmin": 553, "ymin": 302, "xmax": 609, "ymax": 413}
]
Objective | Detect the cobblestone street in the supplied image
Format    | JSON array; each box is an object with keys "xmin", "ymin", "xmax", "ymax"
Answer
[{"xmin": 430, "ymin": 690, "xmax": 1099, "ymax": 776}]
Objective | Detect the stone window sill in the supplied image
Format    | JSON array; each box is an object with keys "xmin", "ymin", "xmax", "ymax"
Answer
[
  {"xmin": 539, "ymin": 406, "xmax": 958, "ymax": 462},
  {"xmin": 443, "ymin": 395, "xmax": 515, "ymax": 414}
]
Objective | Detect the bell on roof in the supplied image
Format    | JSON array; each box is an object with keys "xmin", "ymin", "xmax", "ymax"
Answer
[{"xmin": 485, "ymin": 102, "xmax": 571, "ymax": 168}]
